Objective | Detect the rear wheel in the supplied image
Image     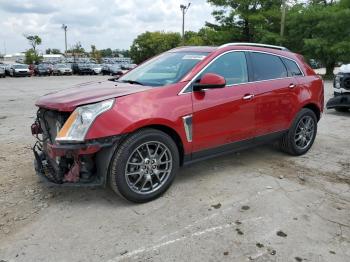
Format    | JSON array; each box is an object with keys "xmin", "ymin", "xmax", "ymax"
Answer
[
  {"xmin": 109, "ymin": 129, "xmax": 179, "ymax": 203},
  {"xmin": 279, "ymin": 108, "xmax": 317, "ymax": 156}
]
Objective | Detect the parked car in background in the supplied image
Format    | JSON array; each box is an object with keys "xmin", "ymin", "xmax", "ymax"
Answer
[
  {"xmin": 52, "ymin": 64, "xmax": 73, "ymax": 75},
  {"xmin": 101, "ymin": 64, "xmax": 112, "ymax": 75},
  {"xmin": 0, "ymin": 65, "xmax": 5, "ymax": 78},
  {"xmin": 34, "ymin": 64, "xmax": 51, "ymax": 76},
  {"xmin": 9, "ymin": 64, "xmax": 31, "ymax": 77},
  {"xmin": 90, "ymin": 64, "xmax": 103, "ymax": 75},
  {"xmin": 326, "ymin": 64, "xmax": 350, "ymax": 112},
  {"xmin": 76, "ymin": 63, "xmax": 95, "ymax": 75},
  {"xmin": 110, "ymin": 64, "xmax": 124, "ymax": 76},
  {"xmin": 32, "ymin": 43, "xmax": 324, "ymax": 203}
]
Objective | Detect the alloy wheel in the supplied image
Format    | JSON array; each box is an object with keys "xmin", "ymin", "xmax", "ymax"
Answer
[
  {"xmin": 125, "ymin": 141, "xmax": 173, "ymax": 195},
  {"xmin": 294, "ymin": 115, "xmax": 315, "ymax": 150}
]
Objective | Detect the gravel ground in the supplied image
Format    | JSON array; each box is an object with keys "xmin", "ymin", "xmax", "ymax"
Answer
[{"xmin": 0, "ymin": 76, "xmax": 349, "ymax": 262}]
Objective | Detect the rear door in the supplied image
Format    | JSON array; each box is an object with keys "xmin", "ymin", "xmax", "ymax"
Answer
[
  {"xmin": 249, "ymin": 52, "xmax": 299, "ymax": 136},
  {"xmin": 191, "ymin": 51, "xmax": 257, "ymax": 153}
]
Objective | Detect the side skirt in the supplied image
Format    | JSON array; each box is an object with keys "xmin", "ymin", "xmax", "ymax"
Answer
[{"xmin": 183, "ymin": 130, "xmax": 287, "ymax": 166}]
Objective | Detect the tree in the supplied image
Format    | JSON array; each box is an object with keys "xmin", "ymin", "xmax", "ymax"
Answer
[
  {"xmin": 24, "ymin": 35, "xmax": 42, "ymax": 52},
  {"xmin": 90, "ymin": 45, "xmax": 101, "ymax": 63},
  {"xmin": 45, "ymin": 48, "xmax": 61, "ymax": 54},
  {"xmin": 24, "ymin": 49, "xmax": 42, "ymax": 64},
  {"xmin": 129, "ymin": 31, "xmax": 181, "ymax": 63},
  {"xmin": 206, "ymin": 0, "xmax": 282, "ymax": 44},
  {"xmin": 100, "ymin": 48, "xmax": 113, "ymax": 57},
  {"xmin": 285, "ymin": 0, "xmax": 350, "ymax": 76}
]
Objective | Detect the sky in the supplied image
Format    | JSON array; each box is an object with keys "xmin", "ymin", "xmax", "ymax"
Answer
[{"xmin": 0, "ymin": 0, "xmax": 216, "ymax": 55}]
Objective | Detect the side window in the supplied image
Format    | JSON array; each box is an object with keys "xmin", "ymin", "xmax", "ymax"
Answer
[
  {"xmin": 250, "ymin": 52, "xmax": 288, "ymax": 81},
  {"xmin": 199, "ymin": 52, "xmax": 248, "ymax": 86},
  {"xmin": 283, "ymin": 58, "xmax": 303, "ymax": 76}
]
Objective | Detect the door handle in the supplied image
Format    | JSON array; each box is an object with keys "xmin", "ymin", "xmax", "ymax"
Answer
[
  {"xmin": 243, "ymin": 94, "xmax": 254, "ymax": 100},
  {"xmin": 289, "ymin": 83, "xmax": 296, "ymax": 89}
]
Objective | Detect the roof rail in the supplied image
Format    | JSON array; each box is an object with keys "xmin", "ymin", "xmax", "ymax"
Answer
[{"xmin": 219, "ymin": 42, "xmax": 289, "ymax": 51}]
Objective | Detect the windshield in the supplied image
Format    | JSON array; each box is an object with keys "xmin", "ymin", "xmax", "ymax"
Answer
[
  {"xmin": 119, "ymin": 51, "xmax": 209, "ymax": 86},
  {"xmin": 57, "ymin": 64, "xmax": 67, "ymax": 68},
  {"xmin": 13, "ymin": 64, "xmax": 28, "ymax": 69}
]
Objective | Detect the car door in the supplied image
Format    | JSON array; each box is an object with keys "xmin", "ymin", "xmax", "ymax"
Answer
[
  {"xmin": 191, "ymin": 51, "xmax": 257, "ymax": 154},
  {"xmin": 248, "ymin": 52, "xmax": 299, "ymax": 137}
]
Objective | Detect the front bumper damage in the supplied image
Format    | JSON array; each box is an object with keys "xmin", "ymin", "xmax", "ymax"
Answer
[
  {"xmin": 31, "ymin": 110, "xmax": 124, "ymax": 187},
  {"xmin": 326, "ymin": 93, "xmax": 350, "ymax": 109}
]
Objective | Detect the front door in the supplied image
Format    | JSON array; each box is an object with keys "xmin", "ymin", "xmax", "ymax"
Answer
[{"xmin": 191, "ymin": 51, "xmax": 257, "ymax": 153}]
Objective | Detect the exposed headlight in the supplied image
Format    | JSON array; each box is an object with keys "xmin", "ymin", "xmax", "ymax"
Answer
[
  {"xmin": 56, "ymin": 99, "xmax": 114, "ymax": 143},
  {"xmin": 334, "ymin": 75, "xmax": 342, "ymax": 89}
]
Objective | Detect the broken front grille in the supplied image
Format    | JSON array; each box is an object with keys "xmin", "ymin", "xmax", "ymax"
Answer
[{"xmin": 37, "ymin": 109, "xmax": 70, "ymax": 143}]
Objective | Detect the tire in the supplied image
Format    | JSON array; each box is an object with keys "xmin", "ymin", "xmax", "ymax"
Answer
[
  {"xmin": 109, "ymin": 128, "xmax": 179, "ymax": 203},
  {"xmin": 279, "ymin": 108, "xmax": 317, "ymax": 156},
  {"xmin": 335, "ymin": 108, "xmax": 348, "ymax": 112}
]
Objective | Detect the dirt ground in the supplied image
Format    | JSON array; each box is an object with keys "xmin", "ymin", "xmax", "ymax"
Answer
[{"xmin": 0, "ymin": 76, "xmax": 349, "ymax": 262}]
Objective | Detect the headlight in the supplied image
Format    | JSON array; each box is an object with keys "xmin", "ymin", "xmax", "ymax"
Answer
[
  {"xmin": 334, "ymin": 75, "xmax": 342, "ymax": 89},
  {"xmin": 56, "ymin": 99, "xmax": 114, "ymax": 143}
]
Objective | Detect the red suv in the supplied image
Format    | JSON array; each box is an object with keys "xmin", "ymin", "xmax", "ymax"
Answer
[{"xmin": 32, "ymin": 43, "xmax": 324, "ymax": 202}]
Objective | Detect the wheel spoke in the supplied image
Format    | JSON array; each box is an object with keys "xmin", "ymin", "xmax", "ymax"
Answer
[
  {"xmin": 133, "ymin": 174, "xmax": 143, "ymax": 186},
  {"xmin": 136, "ymin": 149, "xmax": 144, "ymax": 160},
  {"xmin": 146, "ymin": 143, "xmax": 152, "ymax": 157},
  {"xmin": 153, "ymin": 143, "xmax": 160, "ymax": 157},
  {"xmin": 126, "ymin": 171, "xmax": 142, "ymax": 176},
  {"xmin": 140, "ymin": 179, "xmax": 148, "ymax": 191}
]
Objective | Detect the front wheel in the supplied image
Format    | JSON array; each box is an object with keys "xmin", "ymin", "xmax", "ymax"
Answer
[
  {"xmin": 109, "ymin": 129, "xmax": 179, "ymax": 203},
  {"xmin": 279, "ymin": 108, "xmax": 318, "ymax": 156}
]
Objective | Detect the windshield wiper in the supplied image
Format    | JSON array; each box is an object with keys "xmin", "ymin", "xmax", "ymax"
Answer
[{"xmin": 119, "ymin": 79, "xmax": 144, "ymax": 85}]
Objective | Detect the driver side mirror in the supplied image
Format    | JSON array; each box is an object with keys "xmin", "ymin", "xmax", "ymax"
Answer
[{"xmin": 193, "ymin": 73, "xmax": 226, "ymax": 91}]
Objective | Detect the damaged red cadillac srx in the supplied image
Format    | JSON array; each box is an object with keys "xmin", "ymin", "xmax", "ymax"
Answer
[{"xmin": 31, "ymin": 43, "xmax": 324, "ymax": 202}]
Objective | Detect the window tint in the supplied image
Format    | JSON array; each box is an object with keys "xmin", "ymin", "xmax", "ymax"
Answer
[
  {"xmin": 199, "ymin": 52, "xmax": 248, "ymax": 86},
  {"xmin": 250, "ymin": 52, "xmax": 287, "ymax": 81},
  {"xmin": 283, "ymin": 58, "xmax": 303, "ymax": 76}
]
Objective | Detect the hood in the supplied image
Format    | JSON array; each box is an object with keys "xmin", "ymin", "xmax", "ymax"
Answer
[{"xmin": 36, "ymin": 80, "xmax": 153, "ymax": 112}]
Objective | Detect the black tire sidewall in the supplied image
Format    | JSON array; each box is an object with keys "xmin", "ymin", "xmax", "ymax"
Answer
[
  {"xmin": 288, "ymin": 108, "xmax": 317, "ymax": 155},
  {"xmin": 109, "ymin": 129, "xmax": 179, "ymax": 203}
]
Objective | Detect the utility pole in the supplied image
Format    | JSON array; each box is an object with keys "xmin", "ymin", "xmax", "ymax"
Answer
[
  {"xmin": 62, "ymin": 24, "xmax": 68, "ymax": 54},
  {"xmin": 180, "ymin": 3, "xmax": 191, "ymax": 44},
  {"xmin": 280, "ymin": 0, "xmax": 286, "ymax": 37}
]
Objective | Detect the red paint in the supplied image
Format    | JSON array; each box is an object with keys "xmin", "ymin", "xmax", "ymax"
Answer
[
  {"xmin": 35, "ymin": 45, "xmax": 324, "ymax": 157},
  {"xmin": 198, "ymin": 73, "xmax": 226, "ymax": 87}
]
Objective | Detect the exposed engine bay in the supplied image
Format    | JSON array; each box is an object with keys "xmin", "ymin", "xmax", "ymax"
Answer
[{"xmin": 31, "ymin": 108, "xmax": 120, "ymax": 186}]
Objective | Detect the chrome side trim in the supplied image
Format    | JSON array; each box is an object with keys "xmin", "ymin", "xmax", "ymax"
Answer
[
  {"xmin": 178, "ymin": 49, "xmax": 304, "ymax": 95},
  {"xmin": 219, "ymin": 42, "xmax": 289, "ymax": 51},
  {"xmin": 182, "ymin": 115, "xmax": 193, "ymax": 142}
]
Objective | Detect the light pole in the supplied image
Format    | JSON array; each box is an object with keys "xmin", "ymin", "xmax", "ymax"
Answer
[
  {"xmin": 280, "ymin": 0, "xmax": 286, "ymax": 38},
  {"xmin": 180, "ymin": 3, "xmax": 191, "ymax": 44},
  {"xmin": 62, "ymin": 24, "xmax": 68, "ymax": 54}
]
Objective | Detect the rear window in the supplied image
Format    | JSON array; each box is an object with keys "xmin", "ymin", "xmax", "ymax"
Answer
[
  {"xmin": 283, "ymin": 58, "xmax": 303, "ymax": 76},
  {"xmin": 250, "ymin": 52, "xmax": 287, "ymax": 81}
]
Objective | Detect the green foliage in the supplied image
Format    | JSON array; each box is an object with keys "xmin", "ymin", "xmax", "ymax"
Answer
[
  {"xmin": 285, "ymin": 1, "xmax": 350, "ymax": 75},
  {"xmin": 90, "ymin": 45, "xmax": 101, "ymax": 63},
  {"xmin": 67, "ymin": 42, "xmax": 86, "ymax": 56},
  {"xmin": 45, "ymin": 48, "xmax": 61, "ymax": 54},
  {"xmin": 24, "ymin": 35, "xmax": 42, "ymax": 51},
  {"xmin": 129, "ymin": 31, "xmax": 181, "ymax": 63},
  {"xmin": 24, "ymin": 49, "xmax": 42, "ymax": 64},
  {"xmin": 207, "ymin": 0, "xmax": 282, "ymax": 43}
]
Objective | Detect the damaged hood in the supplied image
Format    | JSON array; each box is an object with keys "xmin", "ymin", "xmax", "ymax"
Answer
[{"xmin": 36, "ymin": 80, "xmax": 153, "ymax": 111}]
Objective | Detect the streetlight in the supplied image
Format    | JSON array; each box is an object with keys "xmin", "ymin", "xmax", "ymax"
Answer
[
  {"xmin": 180, "ymin": 3, "xmax": 191, "ymax": 44},
  {"xmin": 62, "ymin": 24, "xmax": 68, "ymax": 54}
]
